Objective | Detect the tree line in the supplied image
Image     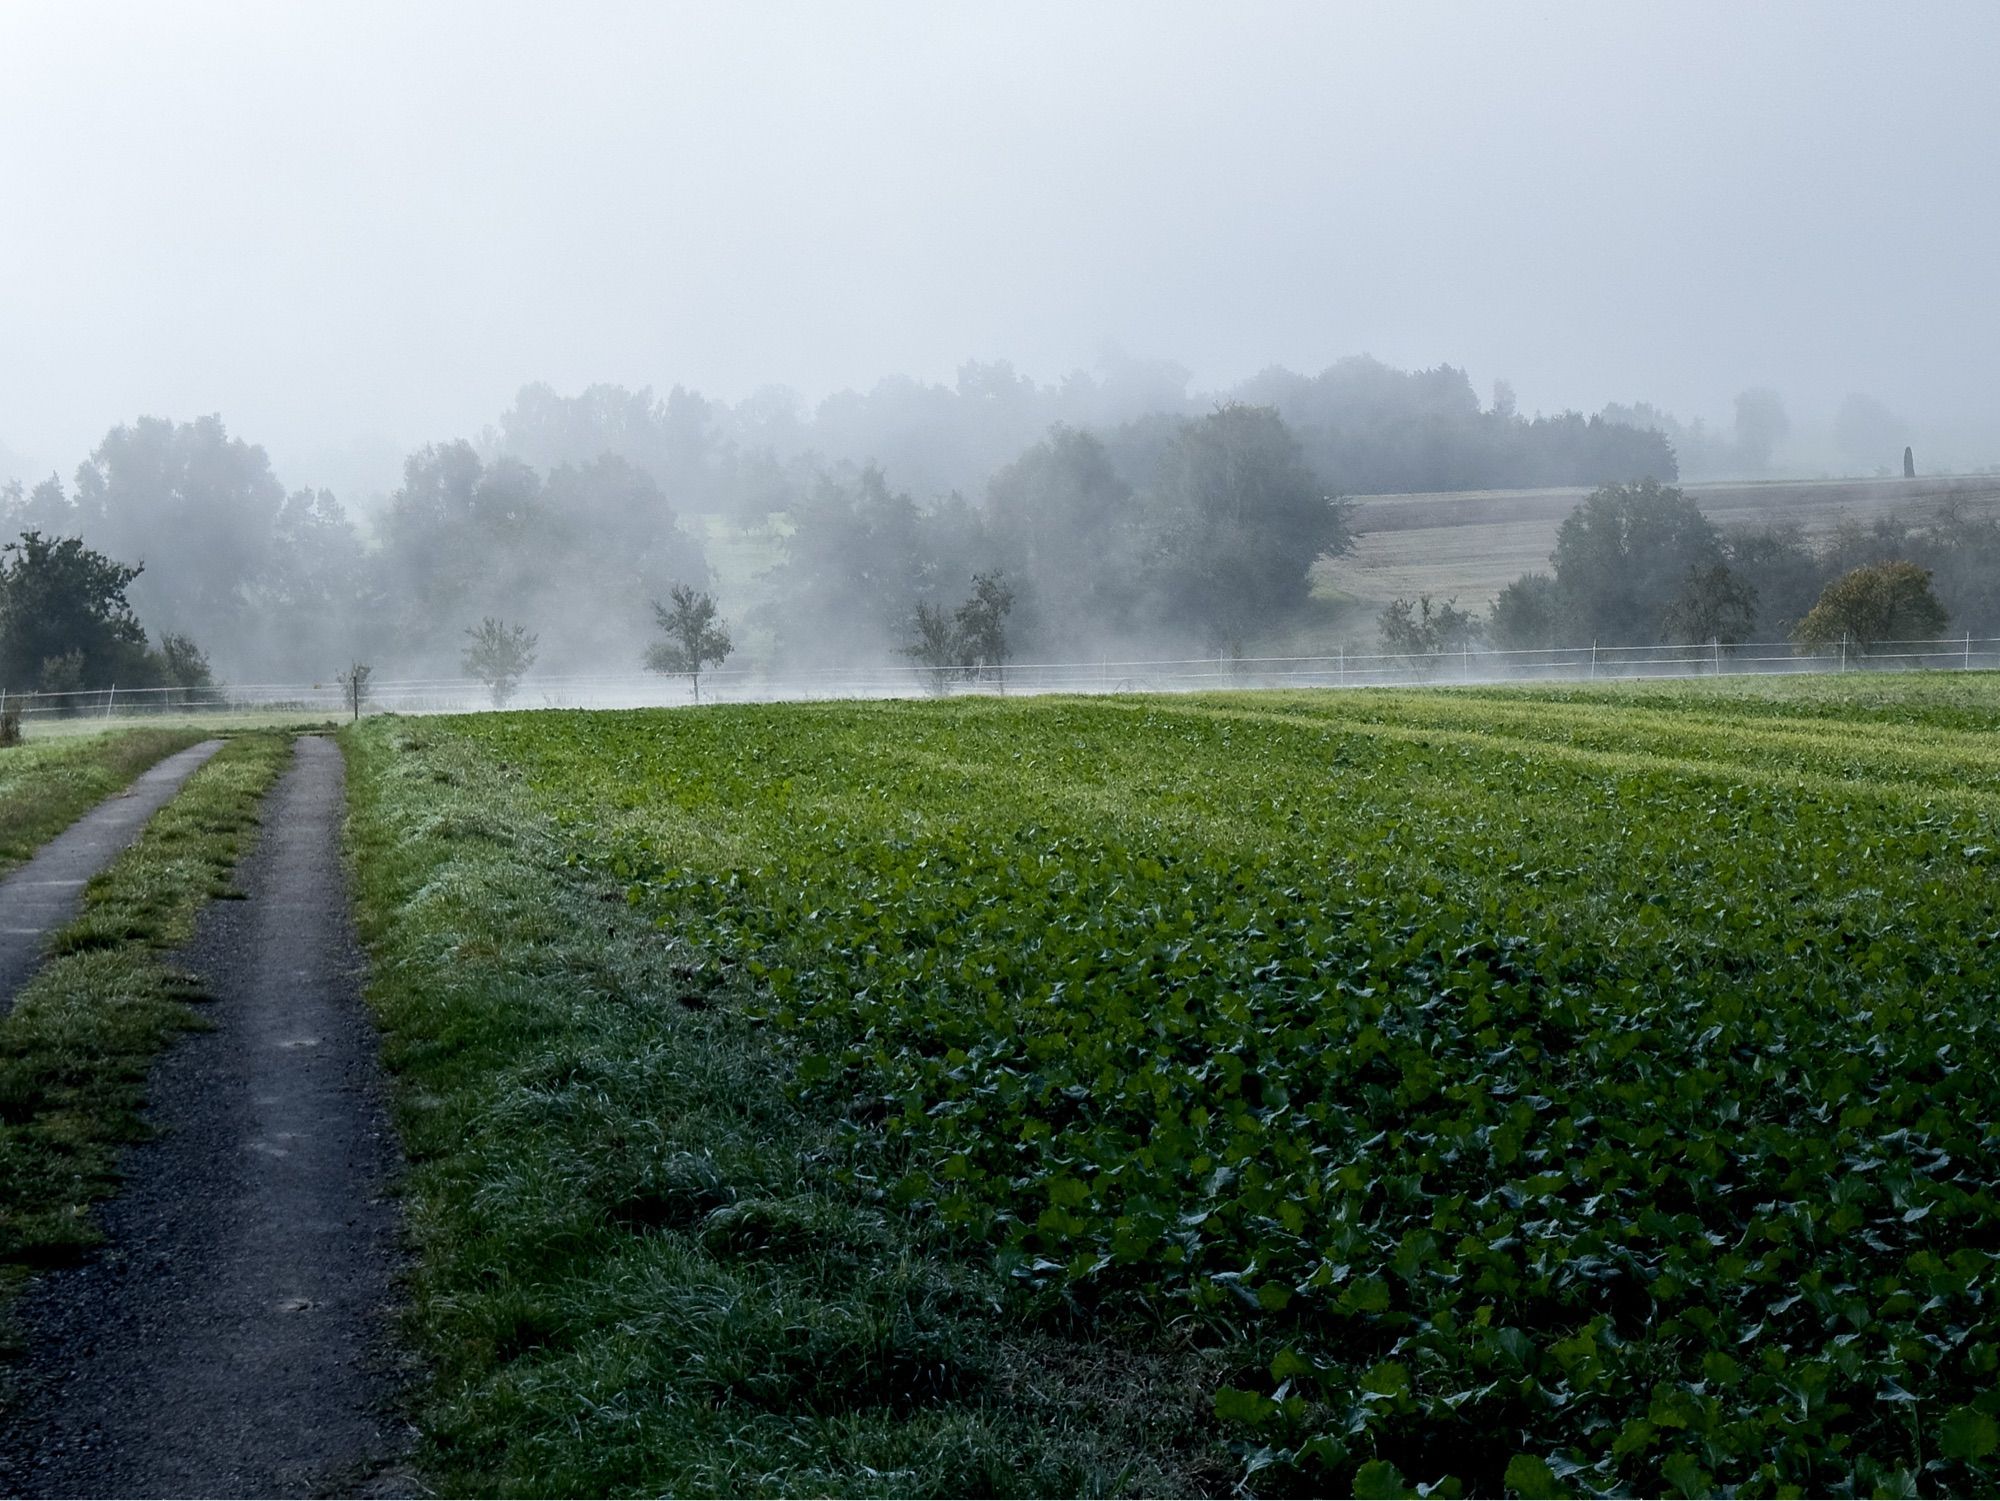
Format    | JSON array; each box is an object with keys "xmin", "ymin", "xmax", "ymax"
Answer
[
  {"xmin": 1381, "ymin": 479, "xmax": 1991, "ymax": 660},
  {"xmin": 2, "ymin": 356, "xmax": 1941, "ymax": 697}
]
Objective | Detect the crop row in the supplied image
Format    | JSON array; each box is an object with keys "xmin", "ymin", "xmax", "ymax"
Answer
[{"xmin": 451, "ymin": 681, "xmax": 2000, "ymax": 1497}]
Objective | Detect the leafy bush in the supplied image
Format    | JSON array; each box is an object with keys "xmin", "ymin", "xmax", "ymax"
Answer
[{"xmin": 1795, "ymin": 561, "xmax": 1949, "ymax": 654}]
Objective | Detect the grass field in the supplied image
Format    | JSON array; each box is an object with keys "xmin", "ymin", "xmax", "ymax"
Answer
[{"xmin": 345, "ymin": 677, "xmax": 2000, "ymax": 1497}]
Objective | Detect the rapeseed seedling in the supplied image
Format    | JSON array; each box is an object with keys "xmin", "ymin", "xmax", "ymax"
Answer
[{"xmin": 373, "ymin": 679, "xmax": 2000, "ymax": 1497}]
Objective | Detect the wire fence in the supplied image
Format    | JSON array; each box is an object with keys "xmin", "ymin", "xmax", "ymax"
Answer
[{"xmin": 5, "ymin": 634, "xmax": 1998, "ymax": 723}]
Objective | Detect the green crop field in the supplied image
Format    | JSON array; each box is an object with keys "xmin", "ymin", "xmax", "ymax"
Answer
[{"xmin": 346, "ymin": 676, "xmax": 2000, "ymax": 1497}]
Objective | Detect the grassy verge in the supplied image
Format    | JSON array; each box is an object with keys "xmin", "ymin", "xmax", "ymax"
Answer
[
  {"xmin": 0, "ymin": 734, "xmax": 293, "ymax": 1308},
  {"xmin": 0, "ymin": 728, "xmax": 205, "ymax": 873},
  {"xmin": 342, "ymin": 719, "xmax": 1225, "ymax": 1498}
]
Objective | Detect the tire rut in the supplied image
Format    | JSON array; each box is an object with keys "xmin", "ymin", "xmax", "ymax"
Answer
[
  {"xmin": 0, "ymin": 736, "xmax": 412, "ymax": 1498},
  {"xmin": 0, "ymin": 739, "xmax": 225, "ymax": 1014}
]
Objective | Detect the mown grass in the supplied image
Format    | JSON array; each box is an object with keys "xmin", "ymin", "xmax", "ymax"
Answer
[
  {"xmin": 355, "ymin": 673, "xmax": 2000, "ymax": 1498},
  {"xmin": 0, "ymin": 728, "xmax": 205, "ymax": 873},
  {"xmin": 0, "ymin": 734, "xmax": 292, "ymax": 1319},
  {"xmin": 342, "ymin": 721, "xmax": 1229, "ymax": 1498}
]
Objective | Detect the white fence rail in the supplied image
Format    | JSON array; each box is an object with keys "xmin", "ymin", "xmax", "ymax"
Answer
[{"xmin": 5, "ymin": 635, "xmax": 1998, "ymax": 722}]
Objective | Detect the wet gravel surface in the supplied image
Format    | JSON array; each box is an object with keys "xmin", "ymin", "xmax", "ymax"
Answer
[
  {"xmin": 0, "ymin": 740, "xmax": 224, "ymax": 1014},
  {"xmin": 0, "ymin": 737, "xmax": 413, "ymax": 1498}
]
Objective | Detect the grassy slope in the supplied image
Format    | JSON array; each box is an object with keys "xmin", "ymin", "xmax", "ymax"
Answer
[
  {"xmin": 0, "ymin": 728, "xmax": 204, "ymax": 873},
  {"xmin": 343, "ymin": 722, "xmax": 1219, "ymax": 1498},
  {"xmin": 350, "ymin": 678, "xmax": 2000, "ymax": 1497},
  {"xmin": 0, "ymin": 735, "xmax": 292, "ymax": 1316}
]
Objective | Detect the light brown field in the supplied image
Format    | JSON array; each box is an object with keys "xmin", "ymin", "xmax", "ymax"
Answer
[{"xmin": 1318, "ymin": 473, "xmax": 2000, "ymax": 617}]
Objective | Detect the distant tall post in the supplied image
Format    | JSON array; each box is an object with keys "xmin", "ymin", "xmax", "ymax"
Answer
[{"xmin": 1904, "ymin": 445, "xmax": 1916, "ymax": 479}]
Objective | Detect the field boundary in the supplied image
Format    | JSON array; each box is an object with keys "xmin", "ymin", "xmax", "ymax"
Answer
[{"xmin": 10, "ymin": 632, "xmax": 2000, "ymax": 720}]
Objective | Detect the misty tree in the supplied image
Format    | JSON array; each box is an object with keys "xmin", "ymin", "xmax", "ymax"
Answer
[
  {"xmin": 1547, "ymin": 480, "xmax": 1724, "ymax": 645},
  {"xmin": 1486, "ymin": 573, "xmax": 1563, "ymax": 652},
  {"xmin": 984, "ymin": 426, "xmax": 1138, "ymax": 651},
  {"xmin": 158, "ymin": 633, "xmax": 214, "ymax": 692},
  {"xmin": 337, "ymin": 661, "xmax": 372, "ymax": 722},
  {"xmin": 1724, "ymin": 523, "xmax": 1825, "ymax": 638},
  {"xmin": 903, "ymin": 601, "xmax": 964, "ymax": 696},
  {"xmin": 646, "ymin": 584, "xmax": 732, "ymax": 703},
  {"xmin": 462, "ymin": 617, "xmax": 539, "ymax": 707},
  {"xmin": 954, "ymin": 572, "xmax": 1014, "ymax": 683},
  {"xmin": 1794, "ymin": 562, "xmax": 1947, "ymax": 655},
  {"xmin": 1378, "ymin": 595, "xmax": 1480, "ymax": 668},
  {"xmin": 72, "ymin": 415, "xmax": 285, "ymax": 650},
  {"xmin": 1149, "ymin": 403, "xmax": 1353, "ymax": 651},
  {"xmin": 770, "ymin": 466, "xmax": 989, "ymax": 668},
  {"xmin": 1662, "ymin": 562, "xmax": 1758, "ymax": 645}
]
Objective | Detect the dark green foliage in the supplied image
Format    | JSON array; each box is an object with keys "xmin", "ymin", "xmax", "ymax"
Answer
[
  {"xmin": 1795, "ymin": 562, "xmax": 1949, "ymax": 652},
  {"xmin": 1486, "ymin": 573, "xmax": 1563, "ymax": 652},
  {"xmin": 440, "ymin": 679, "xmax": 2000, "ymax": 1497},
  {"xmin": 1547, "ymin": 480, "xmax": 1724, "ymax": 645},
  {"xmin": 0, "ymin": 531, "xmax": 150, "ymax": 691}
]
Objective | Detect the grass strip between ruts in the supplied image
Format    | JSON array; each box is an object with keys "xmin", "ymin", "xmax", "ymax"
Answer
[
  {"xmin": 0, "ymin": 728, "xmax": 206, "ymax": 875},
  {"xmin": 0, "ymin": 732, "xmax": 294, "ymax": 1330},
  {"xmin": 340, "ymin": 717, "xmax": 1226, "ymax": 1498}
]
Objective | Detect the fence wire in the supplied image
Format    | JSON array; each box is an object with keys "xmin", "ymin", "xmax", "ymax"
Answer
[{"xmin": 5, "ymin": 635, "xmax": 1997, "ymax": 722}]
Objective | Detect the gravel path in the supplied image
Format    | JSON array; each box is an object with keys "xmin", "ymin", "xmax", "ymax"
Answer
[
  {"xmin": 0, "ymin": 739, "xmax": 224, "ymax": 1014},
  {"xmin": 0, "ymin": 737, "xmax": 412, "ymax": 1498}
]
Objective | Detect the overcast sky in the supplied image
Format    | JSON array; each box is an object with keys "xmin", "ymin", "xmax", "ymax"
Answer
[{"xmin": 2, "ymin": 0, "xmax": 1995, "ymax": 492}]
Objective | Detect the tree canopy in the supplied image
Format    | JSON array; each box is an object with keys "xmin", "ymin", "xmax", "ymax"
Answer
[
  {"xmin": 1794, "ymin": 562, "xmax": 1948, "ymax": 652},
  {"xmin": 0, "ymin": 530, "xmax": 151, "ymax": 690}
]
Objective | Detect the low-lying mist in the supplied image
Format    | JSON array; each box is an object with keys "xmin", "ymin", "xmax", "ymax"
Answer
[{"xmin": 1, "ymin": 353, "xmax": 1991, "ymax": 701}]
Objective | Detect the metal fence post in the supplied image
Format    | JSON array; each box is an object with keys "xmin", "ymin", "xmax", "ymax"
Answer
[{"xmin": 1590, "ymin": 642, "xmax": 1597, "ymax": 680}]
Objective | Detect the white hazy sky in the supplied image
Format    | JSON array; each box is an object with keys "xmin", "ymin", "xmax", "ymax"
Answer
[{"xmin": 2, "ymin": 0, "xmax": 1995, "ymax": 491}]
